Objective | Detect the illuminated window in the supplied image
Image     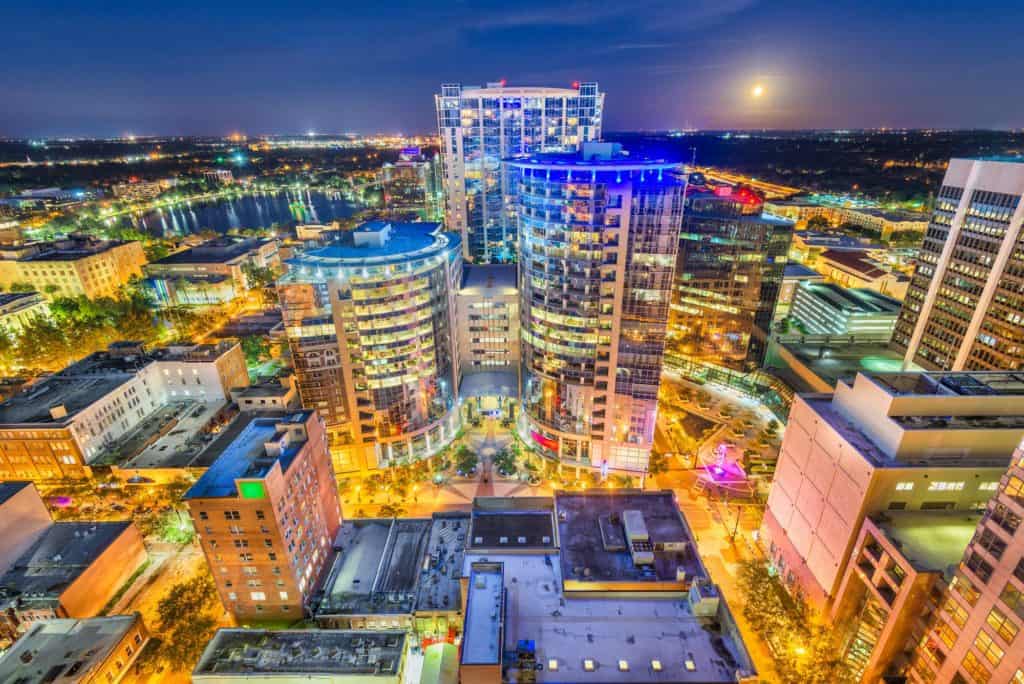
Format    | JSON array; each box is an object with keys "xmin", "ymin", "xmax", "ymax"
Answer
[
  {"xmin": 548, "ymin": 660, "xmax": 558, "ymax": 672},
  {"xmin": 895, "ymin": 482, "xmax": 914, "ymax": 491},
  {"xmin": 986, "ymin": 606, "xmax": 1018, "ymax": 644},
  {"xmin": 979, "ymin": 482, "xmax": 999, "ymax": 491},
  {"xmin": 250, "ymin": 591, "xmax": 266, "ymax": 601},
  {"xmin": 942, "ymin": 596, "xmax": 969, "ymax": 628},
  {"xmin": 974, "ymin": 629, "xmax": 1005, "ymax": 667},
  {"xmin": 618, "ymin": 660, "xmax": 629, "ymax": 672},
  {"xmin": 962, "ymin": 652, "xmax": 990, "ymax": 683},
  {"xmin": 928, "ymin": 481, "xmax": 965, "ymax": 492},
  {"xmin": 651, "ymin": 660, "xmax": 662, "ymax": 672},
  {"xmin": 685, "ymin": 659, "xmax": 697, "ymax": 672},
  {"xmin": 583, "ymin": 659, "xmax": 595, "ymax": 672}
]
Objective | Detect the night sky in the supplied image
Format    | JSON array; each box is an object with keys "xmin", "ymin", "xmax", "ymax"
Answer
[{"xmin": 3, "ymin": 0, "xmax": 1023, "ymax": 137}]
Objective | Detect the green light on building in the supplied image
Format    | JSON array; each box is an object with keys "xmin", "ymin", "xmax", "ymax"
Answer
[{"xmin": 238, "ymin": 481, "xmax": 267, "ymax": 500}]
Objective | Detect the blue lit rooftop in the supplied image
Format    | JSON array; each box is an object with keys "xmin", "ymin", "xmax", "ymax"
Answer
[
  {"xmin": 507, "ymin": 142, "xmax": 682, "ymax": 173},
  {"xmin": 285, "ymin": 221, "xmax": 460, "ymax": 271}
]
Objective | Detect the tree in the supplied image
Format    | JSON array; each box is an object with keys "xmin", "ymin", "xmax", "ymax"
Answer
[
  {"xmin": 455, "ymin": 445, "xmax": 478, "ymax": 475},
  {"xmin": 241, "ymin": 335, "xmax": 271, "ymax": 366},
  {"xmin": 378, "ymin": 503, "xmax": 405, "ymax": 518},
  {"xmin": 806, "ymin": 215, "xmax": 831, "ymax": 230},
  {"xmin": 8, "ymin": 282, "xmax": 34, "ymax": 293},
  {"xmin": 647, "ymin": 451, "xmax": 669, "ymax": 477},
  {"xmin": 156, "ymin": 572, "xmax": 219, "ymax": 671}
]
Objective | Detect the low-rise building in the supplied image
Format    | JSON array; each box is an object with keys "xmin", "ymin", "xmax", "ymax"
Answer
[
  {"xmin": 0, "ymin": 291, "xmax": 50, "ymax": 332},
  {"xmin": 0, "ymin": 341, "xmax": 248, "ymax": 481},
  {"xmin": 192, "ymin": 629, "xmax": 406, "ymax": 683},
  {"xmin": 0, "ymin": 483, "xmax": 147, "ymax": 641},
  {"xmin": 459, "ymin": 491, "xmax": 756, "ymax": 683},
  {"xmin": 789, "ymin": 281, "xmax": 901, "ymax": 340},
  {"xmin": 761, "ymin": 371, "xmax": 1024, "ymax": 610},
  {"xmin": 0, "ymin": 237, "xmax": 147, "ymax": 300},
  {"xmin": 184, "ymin": 410, "xmax": 341, "ymax": 621},
  {"xmin": 145, "ymin": 236, "xmax": 279, "ymax": 306},
  {"xmin": 111, "ymin": 179, "xmax": 172, "ymax": 202},
  {"xmin": 774, "ymin": 263, "xmax": 825, "ymax": 322},
  {"xmin": 0, "ymin": 614, "xmax": 149, "ymax": 684},
  {"xmin": 816, "ymin": 248, "xmax": 909, "ymax": 299},
  {"xmin": 232, "ymin": 377, "xmax": 299, "ymax": 412}
]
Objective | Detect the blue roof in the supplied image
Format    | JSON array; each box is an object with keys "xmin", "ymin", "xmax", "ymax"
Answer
[
  {"xmin": 184, "ymin": 415, "xmax": 306, "ymax": 499},
  {"xmin": 783, "ymin": 263, "xmax": 823, "ymax": 278},
  {"xmin": 286, "ymin": 221, "xmax": 460, "ymax": 270}
]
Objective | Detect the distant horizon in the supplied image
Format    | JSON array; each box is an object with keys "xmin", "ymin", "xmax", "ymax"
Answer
[{"xmin": 3, "ymin": 1, "xmax": 1024, "ymax": 136}]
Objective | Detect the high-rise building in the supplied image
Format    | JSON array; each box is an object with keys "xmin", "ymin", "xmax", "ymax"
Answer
[
  {"xmin": 381, "ymin": 147, "xmax": 442, "ymax": 221},
  {"xmin": 670, "ymin": 181, "xmax": 794, "ymax": 371},
  {"xmin": 761, "ymin": 371, "xmax": 1024, "ymax": 611},
  {"xmin": 893, "ymin": 157, "xmax": 1024, "ymax": 371},
  {"xmin": 277, "ymin": 221, "xmax": 462, "ymax": 473},
  {"xmin": 905, "ymin": 443, "xmax": 1024, "ymax": 684},
  {"xmin": 435, "ymin": 81, "xmax": 604, "ymax": 263},
  {"xmin": 508, "ymin": 143, "xmax": 683, "ymax": 474},
  {"xmin": 184, "ymin": 410, "xmax": 341, "ymax": 621}
]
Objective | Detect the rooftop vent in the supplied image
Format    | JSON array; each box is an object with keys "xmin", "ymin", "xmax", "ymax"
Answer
[{"xmin": 49, "ymin": 404, "xmax": 67, "ymax": 420}]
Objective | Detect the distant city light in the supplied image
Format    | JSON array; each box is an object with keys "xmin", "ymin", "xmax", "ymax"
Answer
[{"xmin": 751, "ymin": 84, "xmax": 765, "ymax": 98}]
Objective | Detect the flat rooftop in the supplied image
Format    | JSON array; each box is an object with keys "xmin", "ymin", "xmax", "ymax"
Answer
[
  {"xmin": 555, "ymin": 491, "xmax": 705, "ymax": 587},
  {"xmin": 783, "ymin": 263, "xmax": 824, "ymax": 279},
  {"xmin": 319, "ymin": 515, "xmax": 466, "ymax": 617},
  {"xmin": 234, "ymin": 380, "xmax": 292, "ymax": 399},
  {"xmin": 184, "ymin": 411, "xmax": 312, "ymax": 499},
  {"xmin": 796, "ymin": 282, "xmax": 901, "ymax": 314},
  {"xmin": 212, "ymin": 310, "xmax": 283, "ymax": 339},
  {"xmin": 468, "ymin": 497, "xmax": 555, "ymax": 550},
  {"xmin": 20, "ymin": 239, "xmax": 132, "ymax": 262},
  {"xmin": 151, "ymin": 237, "xmax": 270, "ymax": 265},
  {"xmin": 872, "ymin": 510, "xmax": 982, "ymax": 576},
  {"xmin": 870, "ymin": 371, "xmax": 1024, "ymax": 397},
  {"xmin": 193, "ymin": 629, "xmax": 405, "ymax": 677},
  {"xmin": 288, "ymin": 221, "xmax": 458, "ymax": 268},
  {"xmin": 461, "ymin": 563, "xmax": 503, "ymax": 665},
  {"xmin": 460, "ymin": 263, "xmax": 517, "ymax": 295},
  {"xmin": 0, "ymin": 480, "xmax": 32, "ymax": 505},
  {"xmin": 465, "ymin": 553, "xmax": 754, "ymax": 683},
  {"xmin": 773, "ymin": 341, "xmax": 906, "ymax": 391},
  {"xmin": 0, "ymin": 616, "xmax": 141, "ymax": 683},
  {"xmin": 0, "ymin": 522, "xmax": 131, "ymax": 600},
  {"xmin": 104, "ymin": 400, "xmax": 231, "ymax": 470}
]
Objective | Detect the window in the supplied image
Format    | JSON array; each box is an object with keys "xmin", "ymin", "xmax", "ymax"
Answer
[
  {"xmin": 979, "ymin": 482, "xmax": 999, "ymax": 491},
  {"xmin": 256, "ymin": 510, "xmax": 266, "ymax": 520},
  {"xmin": 250, "ymin": 591, "xmax": 266, "ymax": 601},
  {"xmin": 936, "ymin": 620, "xmax": 958, "ymax": 649},
  {"xmin": 929, "ymin": 481, "xmax": 965, "ymax": 492},
  {"xmin": 965, "ymin": 553, "xmax": 994, "ymax": 583},
  {"xmin": 895, "ymin": 482, "xmax": 915, "ymax": 491},
  {"xmin": 1015, "ymin": 558, "xmax": 1024, "ymax": 584},
  {"xmin": 224, "ymin": 511, "xmax": 241, "ymax": 520},
  {"xmin": 943, "ymin": 596, "xmax": 969, "ymax": 628},
  {"xmin": 974, "ymin": 629, "xmax": 1004, "ymax": 667},
  {"xmin": 962, "ymin": 651, "xmax": 991, "ymax": 684},
  {"xmin": 651, "ymin": 660, "xmax": 662, "ymax": 672},
  {"xmin": 583, "ymin": 659, "xmax": 595, "ymax": 672},
  {"xmin": 279, "ymin": 591, "xmax": 289, "ymax": 601},
  {"xmin": 975, "ymin": 528, "xmax": 1007, "ymax": 560},
  {"xmin": 198, "ymin": 511, "xmax": 208, "ymax": 520},
  {"xmin": 228, "ymin": 592, "xmax": 237, "ymax": 600},
  {"xmin": 548, "ymin": 660, "xmax": 558, "ymax": 672},
  {"xmin": 986, "ymin": 607, "xmax": 1018, "ymax": 644},
  {"xmin": 1001, "ymin": 583, "xmax": 1024, "ymax": 620},
  {"xmin": 952, "ymin": 573, "xmax": 981, "ymax": 606}
]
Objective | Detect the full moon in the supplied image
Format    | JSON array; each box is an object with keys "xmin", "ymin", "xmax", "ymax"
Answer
[{"xmin": 751, "ymin": 84, "xmax": 765, "ymax": 98}]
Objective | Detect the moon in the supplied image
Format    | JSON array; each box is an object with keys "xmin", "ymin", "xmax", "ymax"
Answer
[{"xmin": 751, "ymin": 84, "xmax": 765, "ymax": 98}]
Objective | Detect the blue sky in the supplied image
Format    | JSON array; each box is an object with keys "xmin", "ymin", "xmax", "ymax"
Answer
[{"xmin": 2, "ymin": 0, "xmax": 1022, "ymax": 136}]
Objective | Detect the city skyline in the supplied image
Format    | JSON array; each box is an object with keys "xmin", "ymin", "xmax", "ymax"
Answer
[{"xmin": 3, "ymin": 0, "xmax": 1024, "ymax": 137}]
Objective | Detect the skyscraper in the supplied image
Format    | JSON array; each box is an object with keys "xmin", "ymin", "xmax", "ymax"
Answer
[
  {"xmin": 508, "ymin": 143, "xmax": 684, "ymax": 475},
  {"xmin": 435, "ymin": 81, "xmax": 604, "ymax": 263},
  {"xmin": 892, "ymin": 157, "xmax": 1024, "ymax": 371},
  {"xmin": 670, "ymin": 181, "xmax": 794, "ymax": 371},
  {"xmin": 277, "ymin": 221, "xmax": 462, "ymax": 473}
]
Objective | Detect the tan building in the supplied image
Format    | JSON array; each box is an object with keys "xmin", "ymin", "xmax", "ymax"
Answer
[
  {"xmin": 0, "ymin": 614, "xmax": 149, "ymax": 684},
  {"xmin": 0, "ymin": 291, "xmax": 49, "ymax": 332},
  {"xmin": 761, "ymin": 371, "xmax": 1024, "ymax": 611},
  {"xmin": 817, "ymin": 248, "xmax": 909, "ymax": 299},
  {"xmin": 184, "ymin": 410, "xmax": 342, "ymax": 621},
  {"xmin": 0, "ymin": 237, "xmax": 146, "ymax": 300},
  {"xmin": 0, "ymin": 483, "xmax": 147, "ymax": 642},
  {"xmin": 0, "ymin": 341, "xmax": 248, "ymax": 481}
]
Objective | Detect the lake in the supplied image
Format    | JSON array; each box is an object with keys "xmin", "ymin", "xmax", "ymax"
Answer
[{"xmin": 132, "ymin": 189, "xmax": 359, "ymax": 236}]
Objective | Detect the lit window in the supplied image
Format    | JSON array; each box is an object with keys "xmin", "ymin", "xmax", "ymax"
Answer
[
  {"xmin": 583, "ymin": 659, "xmax": 595, "ymax": 672},
  {"xmin": 685, "ymin": 659, "xmax": 697, "ymax": 671},
  {"xmin": 928, "ymin": 481, "xmax": 965, "ymax": 492},
  {"xmin": 618, "ymin": 660, "xmax": 629, "ymax": 672},
  {"xmin": 250, "ymin": 591, "xmax": 266, "ymax": 601},
  {"xmin": 548, "ymin": 660, "xmax": 558, "ymax": 672},
  {"xmin": 651, "ymin": 660, "xmax": 662, "ymax": 672},
  {"xmin": 979, "ymin": 482, "xmax": 999, "ymax": 491},
  {"xmin": 895, "ymin": 482, "xmax": 914, "ymax": 491},
  {"xmin": 279, "ymin": 591, "xmax": 289, "ymax": 601}
]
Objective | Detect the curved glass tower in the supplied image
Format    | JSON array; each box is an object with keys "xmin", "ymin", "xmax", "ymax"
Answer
[
  {"xmin": 508, "ymin": 143, "xmax": 685, "ymax": 474},
  {"xmin": 278, "ymin": 221, "xmax": 462, "ymax": 471}
]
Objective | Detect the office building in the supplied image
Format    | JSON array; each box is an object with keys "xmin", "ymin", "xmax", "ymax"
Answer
[
  {"xmin": 0, "ymin": 291, "xmax": 49, "ymax": 332},
  {"xmin": 193, "ymin": 629, "xmax": 406, "ymax": 683},
  {"xmin": 904, "ymin": 444, "xmax": 1024, "ymax": 683},
  {"xmin": 761, "ymin": 371, "xmax": 1024, "ymax": 610},
  {"xmin": 0, "ymin": 614, "xmax": 149, "ymax": 684},
  {"xmin": 0, "ymin": 340, "xmax": 247, "ymax": 481},
  {"xmin": 144, "ymin": 236, "xmax": 279, "ymax": 307},
  {"xmin": 893, "ymin": 157, "xmax": 1024, "ymax": 372},
  {"xmin": 773, "ymin": 262, "xmax": 825, "ymax": 322},
  {"xmin": 0, "ymin": 483, "xmax": 147, "ymax": 642},
  {"xmin": 277, "ymin": 221, "xmax": 462, "ymax": 473},
  {"xmin": 184, "ymin": 410, "xmax": 341, "ymax": 621},
  {"xmin": 671, "ymin": 183, "xmax": 794, "ymax": 371},
  {"xmin": 435, "ymin": 80, "xmax": 603, "ymax": 262},
  {"xmin": 0, "ymin": 237, "xmax": 147, "ymax": 300},
  {"xmin": 789, "ymin": 281, "xmax": 901, "ymax": 340},
  {"xmin": 459, "ymin": 491, "xmax": 756, "ymax": 683},
  {"xmin": 381, "ymin": 147, "xmax": 442, "ymax": 220},
  {"xmin": 508, "ymin": 143, "xmax": 684, "ymax": 474}
]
